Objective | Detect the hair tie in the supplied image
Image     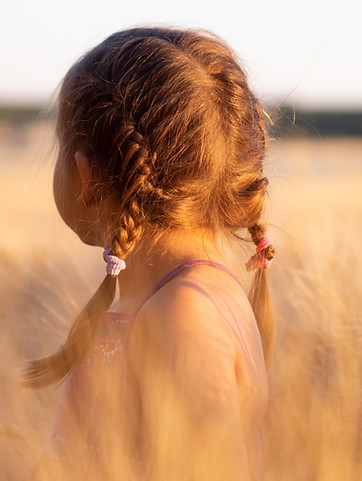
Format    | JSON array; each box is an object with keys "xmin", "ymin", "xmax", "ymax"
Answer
[
  {"xmin": 103, "ymin": 246, "xmax": 126, "ymax": 277},
  {"xmin": 246, "ymin": 236, "xmax": 273, "ymax": 272}
]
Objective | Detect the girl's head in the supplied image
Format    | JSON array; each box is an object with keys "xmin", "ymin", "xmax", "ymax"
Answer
[
  {"xmin": 56, "ymin": 27, "xmax": 268, "ymax": 249},
  {"xmin": 26, "ymin": 27, "xmax": 274, "ymax": 387}
]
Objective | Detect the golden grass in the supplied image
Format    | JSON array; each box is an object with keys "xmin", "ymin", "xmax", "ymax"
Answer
[{"xmin": 0, "ymin": 123, "xmax": 361, "ymax": 480}]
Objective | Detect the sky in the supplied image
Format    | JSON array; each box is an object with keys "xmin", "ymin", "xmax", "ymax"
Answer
[{"xmin": 1, "ymin": 0, "xmax": 361, "ymax": 110}]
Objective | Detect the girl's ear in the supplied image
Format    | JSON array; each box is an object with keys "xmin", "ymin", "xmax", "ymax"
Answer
[{"xmin": 74, "ymin": 151, "xmax": 102, "ymax": 206}]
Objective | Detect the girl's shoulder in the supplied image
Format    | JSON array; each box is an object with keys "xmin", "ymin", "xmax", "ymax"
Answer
[
  {"xmin": 130, "ymin": 264, "xmax": 264, "ymax": 366},
  {"xmin": 127, "ymin": 264, "xmax": 269, "ymax": 445}
]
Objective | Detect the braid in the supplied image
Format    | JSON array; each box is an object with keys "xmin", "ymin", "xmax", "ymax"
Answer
[
  {"xmin": 112, "ymin": 120, "xmax": 169, "ymax": 229},
  {"xmin": 247, "ymin": 222, "xmax": 275, "ymax": 365},
  {"xmin": 248, "ymin": 222, "xmax": 275, "ymax": 262},
  {"xmin": 114, "ymin": 200, "xmax": 145, "ymax": 258},
  {"xmin": 24, "ymin": 123, "xmax": 151, "ymax": 388}
]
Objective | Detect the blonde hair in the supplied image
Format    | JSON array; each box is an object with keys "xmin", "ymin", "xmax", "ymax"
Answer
[{"xmin": 24, "ymin": 27, "xmax": 274, "ymax": 388}]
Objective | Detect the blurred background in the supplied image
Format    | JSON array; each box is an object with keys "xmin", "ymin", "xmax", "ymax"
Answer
[{"xmin": 0, "ymin": 1, "xmax": 361, "ymax": 480}]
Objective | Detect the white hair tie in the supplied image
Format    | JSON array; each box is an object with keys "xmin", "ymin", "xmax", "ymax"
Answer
[{"xmin": 103, "ymin": 246, "xmax": 126, "ymax": 277}]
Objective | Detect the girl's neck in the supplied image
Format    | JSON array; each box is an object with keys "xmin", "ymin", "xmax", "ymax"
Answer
[{"xmin": 114, "ymin": 229, "xmax": 229, "ymax": 314}]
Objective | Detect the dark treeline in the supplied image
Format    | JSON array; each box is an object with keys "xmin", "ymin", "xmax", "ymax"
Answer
[
  {"xmin": 0, "ymin": 104, "xmax": 361, "ymax": 137},
  {"xmin": 268, "ymin": 106, "xmax": 362, "ymax": 138},
  {"xmin": 0, "ymin": 105, "xmax": 53, "ymax": 125}
]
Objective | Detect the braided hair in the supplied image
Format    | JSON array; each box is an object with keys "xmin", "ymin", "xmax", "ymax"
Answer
[{"xmin": 25, "ymin": 27, "xmax": 274, "ymax": 387}]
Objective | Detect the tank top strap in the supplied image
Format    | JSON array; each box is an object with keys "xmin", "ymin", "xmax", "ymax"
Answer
[{"xmin": 133, "ymin": 259, "xmax": 243, "ymax": 317}]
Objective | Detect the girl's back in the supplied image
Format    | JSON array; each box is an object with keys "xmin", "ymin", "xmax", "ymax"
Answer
[{"xmin": 34, "ymin": 261, "xmax": 268, "ymax": 480}]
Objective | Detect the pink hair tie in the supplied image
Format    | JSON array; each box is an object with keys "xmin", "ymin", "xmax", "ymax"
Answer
[
  {"xmin": 246, "ymin": 236, "xmax": 273, "ymax": 272},
  {"xmin": 103, "ymin": 246, "xmax": 126, "ymax": 277}
]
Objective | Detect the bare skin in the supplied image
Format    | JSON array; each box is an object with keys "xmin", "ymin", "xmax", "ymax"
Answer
[
  {"xmin": 28, "ymin": 151, "xmax": 269, "ymax": 480},
  {"xmin": 127, "ymin": 265, "xmax": 269, "ymax": 480}
]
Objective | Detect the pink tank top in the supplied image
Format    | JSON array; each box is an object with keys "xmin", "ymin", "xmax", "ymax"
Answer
[
  {"xmin": 132, "ymin": 259, "xmax": 243, "ymax": 317},
  {"xmin": 37, "ymin": 260, "xmax": 263, "ymax": 480}
]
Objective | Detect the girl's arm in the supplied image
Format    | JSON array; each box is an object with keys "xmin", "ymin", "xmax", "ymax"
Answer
[{"xmin": 128, "ymin": 285, "xmax": 253, "ymax": 481}]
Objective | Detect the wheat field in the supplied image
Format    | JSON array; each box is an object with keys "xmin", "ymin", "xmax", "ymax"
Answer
[{"xmin": 0, "ymin": 121, "xmax": 361, "ymax": 480}]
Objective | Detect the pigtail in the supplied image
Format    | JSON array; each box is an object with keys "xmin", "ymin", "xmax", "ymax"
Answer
[
  {"xmin": 24, "ymin": 206, "xmax": 145, "ymax": 389},
  {"xmin": 23, "ymin": 274, "xmax": 117, "ymax": 388},
  {"xmin": 248, "ymin": 223, "xmax": 275, "ymax": 365},
  {"xmin": 24, "ymin": 120, "xmax": 150, "ymax": 389}
]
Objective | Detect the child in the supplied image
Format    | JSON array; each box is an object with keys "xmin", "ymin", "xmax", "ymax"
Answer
[{"xmin": 25, "ymin": 27, "xmax": 274, "ymax": 481}]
